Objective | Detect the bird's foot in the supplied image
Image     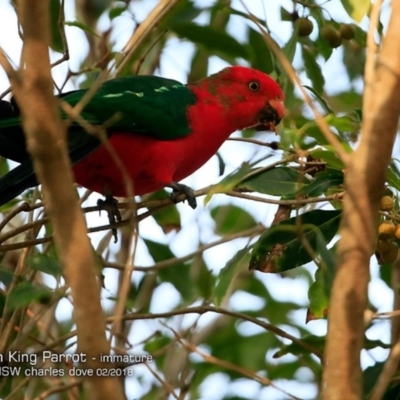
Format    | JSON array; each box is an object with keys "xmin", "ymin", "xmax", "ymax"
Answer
[
  {"xmin": 97, "ymin": 195, "xmax": 122, "ymax": 243},
  {"xmin": 169, "ymin": 182, "xmax": 197, "ymax": 209}
]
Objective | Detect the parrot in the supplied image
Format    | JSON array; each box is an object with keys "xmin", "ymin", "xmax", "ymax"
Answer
[{"xmin": 0, "ymin": 66, "xmax": 284, "ymax": 215}]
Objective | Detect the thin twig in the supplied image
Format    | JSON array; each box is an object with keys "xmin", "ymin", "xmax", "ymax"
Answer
[
  {"xmin": 228, "ymin": 190, "xmax": 344, "ymax": 206},
  {"xmin": 33, "ymin": 381, "xmax": 81, "ymax": 400},
  {"xmin": 120, "ymin": 305, "xmax": 323, "ymax": 358},
  {"xmin": 103, "ymin": 225, "xmax": 266, "ymax": 271},
  {"xmin": 0, "ymin": 202, "xmax": 31, "ymax": 231}
]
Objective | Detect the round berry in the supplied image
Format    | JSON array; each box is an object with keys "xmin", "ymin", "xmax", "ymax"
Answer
[
  {"xmin": 339, "ymin": 24, "xmax": 356, "ymax": 40},
  {"xmin": 378, "ymin": 221, "xmax": 396, "ymax": 239},
  {"xmin": 380, "ymin": 242, "xmax": 399, "ymax": 264},
  {"xmin": 377, "ymin": 239, "xmax": 391, "ymax": 253},
  {"xmin": 395, "ymin": 225, "xmax": 400, "ymax": 240},
  {"xmin": 380, "ymin": 196, "xmax": 394, "ymax": 211},
  {"xmin": 321, "ymin": 25, "xmax": 342, "ymax": 48},
  {"xmin": 296, "ymin": 18, "xmax": 314, "ymax": 37}
]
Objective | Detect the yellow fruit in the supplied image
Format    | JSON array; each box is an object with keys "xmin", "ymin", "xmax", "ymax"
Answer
[
  {"xmin": 380, "ymin": 196, "xmax": 394, "ymax": 211},
  {"xmin": 378, "ymin": 221, "xmax": 396, "ymax": 239},
  {"xmin": 339, "ymin": 24, "xmax": 356, "ymax": 40},
  {"xmin": 296, "ymin": 18, "xmax": 314, "ymax": 37},
  {"xmin": 377, "ymin": 239, "xmax": 391, "ymax": 253},
  {"xmin": 321, "ymin": 25, "xmax": 342, "ymax": 48},
  {"xmin": 395, "ymin": 225, "xmax": 400, "ymax": 240},
  {"xmin": 380, "ymin": 242, "xmax": 399, "ymax": 264}
]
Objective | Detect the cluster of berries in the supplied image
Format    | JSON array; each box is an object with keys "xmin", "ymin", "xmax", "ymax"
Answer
[
  {"xmin": 377, "ymin": 196, "xmax": 399, "ymax": 264},
  {"xmin": 295, "ymin": 17, "xmax": 356, "ymax": 49}
]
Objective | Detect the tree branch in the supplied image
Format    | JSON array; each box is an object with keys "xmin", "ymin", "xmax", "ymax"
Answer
[
  {"xmin": 322, "ymin": 3, "xmax": 400, "ymax": 399},
  {"xmin": 2, "ymin": 1, "xmax": 125, "ymax": 399}
]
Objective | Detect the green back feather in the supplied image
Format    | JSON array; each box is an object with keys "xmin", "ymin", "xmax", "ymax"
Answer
[{"xmin": 62, "ymin": 75, "xmax": 197, "ymax": 140}]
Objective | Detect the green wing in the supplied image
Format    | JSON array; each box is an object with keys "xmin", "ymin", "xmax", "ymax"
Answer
[{"xmin": 62, "ymin": 75, "xmax": 197, "ymax": 140}]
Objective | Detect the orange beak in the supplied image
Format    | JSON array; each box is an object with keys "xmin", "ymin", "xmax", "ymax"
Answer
[
  {"xmin": 268, "ymin": 98, "xmax": 285, "ymax": 122},
  {"xmin": 254, "ymin": 98, "xmax": 285, "ymax": 132}
]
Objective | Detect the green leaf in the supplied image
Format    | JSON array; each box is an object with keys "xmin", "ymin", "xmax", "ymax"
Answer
[
  {"xmin": 303, "ymin": 85, "xmax": 333, "ymax": 114},
  {"xmin": 185, "ymin": 0, "xmax": 227, "ymax": 82},
  {"xmin": 314, "ymin": 34, "xmax": 333, "ymax": 61},
  {"xmin": 309, "ymin": 149, "xmax": 345, "ymax": 170},
  {"xmin": 171, "ymin": 23, "xmax": 248, "ymax": 60},
  {"xmin": 226, "ymin": 7, "xmax": 267, "ymax": 27},
  {"xmin": 49, "ymin": 0, "xmax": 63, "ymax": 53},
  {"xmin": 109, "ymin": 5, "xmax": 128, "ymax": 20},
  {"xmin": 0, "ymin": 292, "xmax": 5, "ymax": 316},
  {"xmin": 382, "ymin": 383, "xmax": 400, "ymax": 400},
  {"xmin": 326, "ymin": 114, "xmax": 361, "ymax": 135},
  {"xmin": 249, "ymin": 210, "xmax": 342, "ymax": 272},
  {"xmin": 211, "ymin": 205, "xmax": 257, "ymax": 235},
  {"xmin": 283, "ymin": 31, "xmax": 298, "ymax": 65},
  {"xmin": 353, "ymin": 24, "xmax": 367, "ymax": 47},
  {"xmin": 205, "ymin": 318, "xmax": 278, "ymax": 374},
  {"xmin": 363, "ymin": 362, "xmax": 385, "ymax": 398},
  {"xmin": 248, "ymin": 27, "xmax": 274, "ymax": 73},
  {"xmin": 364, "ymin": 339, "xmax": 391, "ymax": 350},
  {"xmin": 0, "ymin": 267, "xmax": 13, "ymax": 286},
  {"xmin": 308, "ymin": 235, "xmax": 336, "ymax": 320},
  {"xmin": 0, "ymin": 199, "xmax": 21, "ymax": 212},
  {"xmin": 342, "ymin": 0, "xmax": 371, "ymax": 22},
  {"xmin": 27, "ymin": 253, "xmax": 63, "ymax": 278},
  {"xmin": 300, "ymin": 169, "xmax": 344, "ymax": 197},
  {"xmin": 280, "ymin": 6, "xmax": 293, "ymax": 22},
  {"xmin": 8, "ymin": 282, "xmax": 51, "ymax": 309},
  {"xmin": 143, "ymin": 239, "xmax": 194, "ymax": 303},
  {"xmin": 147, "ymin": 190, "xmax": 181, "ymax": 233},
  {"xmin": 213, "ymin": 247, "xmax": 249, "ymax": 306},
  {"xmin": 205, "ymin": 162, "xmax": 254, "ymax": 204},
  {"xmin": 302, "ymin": 47, "xmax": 325, "ymax": 95},
  {"xmin": 0, "ymin": 158, "xmax": 10, "ymax": 176},
  {"xmin": 65, "ymin": 21, "xmax": 100, "ymax": 38},
  {"xmin": 379, "ymin": 263, "xmax": 392, "ymax": 289},
  {"xmin": 191, "ymin": 256, "xmax": 214, "ymax": 300},
  {"xmin": 343, "ymin": 40, "xmax": 366, "ymax": 81},
  {"xmin": 78, "ymin": 0, "xmax": 111, "ymax": 19},
  {"xmin": 144, "ymin": 334, "xmax": 171, "ymax": 370},
  {"xmin": 273, "ymin": 334, "xmax": 325, "ymax": 358},
  {"xmin": 144, "ymin": 334, "xmax": 170, "ymax": 354},
  {"xmin": 302, "ymin": 126, "xmax": 330, "ymax": 146},
  {"xmin": 329, "ymin": 91, "xmax": 363, "ymax": 113},
  {"xmin": 161, "ymin": 0, "xmax": 202, "ymax": 26},
  {"xmin": 387, "ymin": 161, "xmax": 400, "ymax": 192},
  {"xmin": 237, "ymin": 167, "xmax": 310, "ymax": 196}
]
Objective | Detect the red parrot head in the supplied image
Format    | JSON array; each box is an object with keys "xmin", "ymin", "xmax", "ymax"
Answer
[{"xmin": 192, "ymin": 66, "xmax": 285, "ymax": 133}]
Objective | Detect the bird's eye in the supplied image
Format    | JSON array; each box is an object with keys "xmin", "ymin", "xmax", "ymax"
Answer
[{"xmin": 248, "ymin": 81, "xmax": 260, "ymax": 91}]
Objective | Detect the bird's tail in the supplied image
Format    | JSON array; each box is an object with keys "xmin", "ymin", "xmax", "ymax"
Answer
[{"xmin": 0, "ymin": 160, "xmax": 38, "ymax": 206}]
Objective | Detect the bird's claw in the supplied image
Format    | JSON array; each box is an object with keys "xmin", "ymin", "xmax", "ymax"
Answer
[
  {"xmin": 170, "ymin": 182, "xmax": 197, "ymax": 209},
  {"xmin": 97, "ymin": 195, "xmax": 122, "ymax": 243}
]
